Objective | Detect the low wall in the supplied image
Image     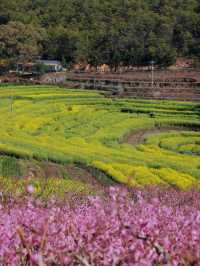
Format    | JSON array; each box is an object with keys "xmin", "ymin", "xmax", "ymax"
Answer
[{"xmin": 40, "ymin": 71, "xmax": 200, "ymax": 102}]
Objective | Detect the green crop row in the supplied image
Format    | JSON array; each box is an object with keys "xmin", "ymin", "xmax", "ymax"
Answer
[{"xmin": 0, "ymin": 85, "xmax": 199, "ymax": 189}]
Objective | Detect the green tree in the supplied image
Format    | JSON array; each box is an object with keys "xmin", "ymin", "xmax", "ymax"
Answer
[
  {"xmin": 0, "ymin": 0, "xmax": 199, "ymax": 69},
  {"xmin": 0, "ymin": 21, "xmax": 45, "ymax": 60}
]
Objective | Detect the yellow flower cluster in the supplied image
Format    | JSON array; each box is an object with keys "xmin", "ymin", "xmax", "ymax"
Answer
[{"xmin": 0, "ymin": 85, "xmax": 199, "ymax": 189}]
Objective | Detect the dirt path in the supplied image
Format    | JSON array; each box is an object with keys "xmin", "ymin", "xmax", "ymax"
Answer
[
  {"xmin": 65, "ymin": 164, "xmax": 107, "ymax": 188},
  {"xmin": 123, "ymin": 126, "xmax": 199, "ymax": 145},
  {"xmin": 20, "ymin": 160, "xmax": 107, "ymax": 189}
]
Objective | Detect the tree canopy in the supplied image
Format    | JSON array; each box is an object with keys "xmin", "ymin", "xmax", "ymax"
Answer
[{"xmin": 0, "ymin": 0, "xmax": 199, "ymax": 68}]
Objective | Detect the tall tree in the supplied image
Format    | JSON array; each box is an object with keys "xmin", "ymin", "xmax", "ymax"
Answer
[
  {"xmin": 0, "ymin": 0, "xmax": 199, "ymax": 68},
  {"xmin": 0, "ymin": 21, "xmax": 45, "ymax": 60}
]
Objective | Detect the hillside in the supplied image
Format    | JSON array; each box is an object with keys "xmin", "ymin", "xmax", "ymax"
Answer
[
  {"xmin": 0, "ymin": 0, "xmax": 200, "ymax": 70},
  {"xmin": 0, "ymin": 85, "xmax": 200, "ymax": 189},
  {"xmin": 1, "ymin": 2, "xmax": 200, "ymax": 264},
  {"xmin": 0, "ymin": 84, "xmax": 200, "ymax": 265}
]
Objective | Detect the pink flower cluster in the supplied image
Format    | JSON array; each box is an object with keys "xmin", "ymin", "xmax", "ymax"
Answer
[{"xmin": 1, "ymin": 186, "xmax": 200, "ymax": 265}]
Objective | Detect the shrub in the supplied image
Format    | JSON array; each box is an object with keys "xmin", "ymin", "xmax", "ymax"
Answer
[
  {"xmin": 1, "ymin": 187, "xmax": 200, "ymax": 265},
  {"xmin": 0, "ymin": 156, "xmax": 21, "ymax": 178}
]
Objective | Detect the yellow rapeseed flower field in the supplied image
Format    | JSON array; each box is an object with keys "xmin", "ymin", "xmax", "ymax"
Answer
[{"xmin": 0, "ymin": 85, "xmax": 200, "ymax": 188}]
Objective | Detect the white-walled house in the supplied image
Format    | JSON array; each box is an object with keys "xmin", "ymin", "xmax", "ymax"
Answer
[
  {"xmin": 37, "ymin": 60, "xmax": 63, "ymax": 72},
  {"xmin": 16, "ymin": 60, "xmax": 64, "ymax": 74}
]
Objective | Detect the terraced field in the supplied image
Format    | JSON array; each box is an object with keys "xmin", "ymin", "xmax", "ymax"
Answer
[{"xmin": 0, "ymin": 85, "xmax": 200, "ymax": 189}]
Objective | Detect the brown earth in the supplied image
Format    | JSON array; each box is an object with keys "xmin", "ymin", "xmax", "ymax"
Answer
[
  {"xmin": 65, "ymin": 70, "xmax": 200, "ymax": 82},
  {"xmin": 39, "ymin": 70, "xmax": 200, "ymax": 102},
  {"xmin": 122, "ymin": 126, "xmax": 199, "ymax": 145},
  {"xmin": 41, "ymin": 69, "xmax": 200, "ymax": 83},
  {"xmin": 19, "ymin": 159, "xmax": 108, "ymax": 190}
]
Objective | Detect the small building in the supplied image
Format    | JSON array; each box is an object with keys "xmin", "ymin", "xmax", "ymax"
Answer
[
  {"xmin": 16, "ymin": 60, "xmax": 63, "ymax": 74},
  {"xmin": 37, "ymin": 60, "xmax": 63, "ymax": 72}
]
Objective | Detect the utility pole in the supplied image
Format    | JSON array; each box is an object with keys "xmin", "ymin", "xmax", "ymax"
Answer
[
  {"xmin": 10, "ymin": 96, "xmax": 13, "ymax": 112},
  {"xmin": 150, "ymin": 60, "xmax": 155, "ymax": 88},
  {"xmin": 10, "ymin": 84, "xmax": 14, "ymax": 113}
]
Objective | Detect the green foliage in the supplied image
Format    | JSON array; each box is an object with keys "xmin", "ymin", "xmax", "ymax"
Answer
[
  {"xmin": 0, "ymin": 21, "xmax": 44, "ymax": 60},
  {"xmin": 0, "ymin": 175, "xmax": 93, "ymax": 199},
  {"xmin": 0, "ymin": 0, "xmax": 200, "ymax": 67},
  {"xmin": 0, "ymin": 59, "xmax": 13, "ymax": 74},
  {"xmin": 0, "ymin": 156, "xmax": 21, "ymax": 178},
  {"xmin": 34, "ymin": 63, "xmax": 50, "ymax": 75},
  {"xmin": 146, "ymin": 35, "xmax": 177, "ymax": 67}
]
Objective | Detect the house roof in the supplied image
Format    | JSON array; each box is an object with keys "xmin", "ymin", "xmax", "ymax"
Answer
[{"xmin": 37, "ymin": 60, "xmax": 62, "ymax": 66}]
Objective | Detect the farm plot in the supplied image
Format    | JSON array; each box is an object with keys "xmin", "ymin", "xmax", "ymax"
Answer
[{"xmin": 0, "ymin": 85, "xmax": 200, "ymax": 188}]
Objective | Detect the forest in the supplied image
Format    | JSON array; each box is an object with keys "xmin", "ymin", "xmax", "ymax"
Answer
[{"xmin": 0, "ymin": 0, "xmax": 200, "ymax": 69}]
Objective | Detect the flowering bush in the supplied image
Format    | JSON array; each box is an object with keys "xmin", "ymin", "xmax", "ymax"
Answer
[{"xmin": 1, "ymin": 186, "xmax": 200, "ymax": 265}]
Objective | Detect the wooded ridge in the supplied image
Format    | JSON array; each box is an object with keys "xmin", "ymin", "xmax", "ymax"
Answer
[{"xmin": 0, "ymin": 0, "xmax": 200, "ymax": 69}]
